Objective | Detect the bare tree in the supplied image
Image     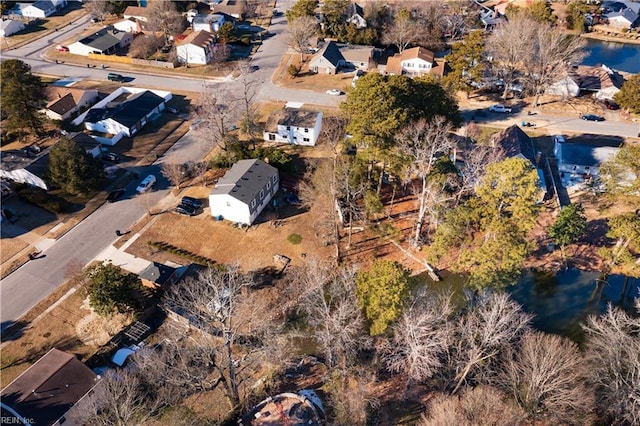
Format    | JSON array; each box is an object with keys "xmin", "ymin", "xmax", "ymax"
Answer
[
  {"xmin": 128, "ymin": 34, "xmax": 163, "ymax": 59},
  {"xmin": 163, "ymin": 266, "xmax": 266, "ymax": 409},
  {"xmin": 197, "ymin": 86, "xmax": 239, "ymax": 151},
  {"xmin": 211, "ymin": 42, "xmax": 231, "ymax": 70},
  {"xmin": 396, "ymin": 116, "xmax": 454, "ymax": 246},
  {"xmin": 486, "ymin": 14, "xmax": 535, "ymax": 99},
  {"xmin": 382, "ymin": 8, "xmax": 421, "ymax": 53},
  {"xmin": 382, "ymin": 294, "xmax": 455, "ymax": 398},
  {"xmin": 146, "ymin": 1, "xmax": 185, "ymax": 45},
  {"xmin": 523, "ymin": 20, "xmax": 586, "ymax": 106},
  {"xmin": 455, "ymin": 144, "xmax": 504, "ymax": 204},
  {"xmin": 84, "ymin": 0, "xmax": 111, "ymax": 22},
  {"xmin": 326, "ymin": 367, "xmax": 379, "ymax": 426},
  {"xmin": 420, "ymin": 386, "xmax": 527, "ymax": 426},
  {"xmin": 442, "ymin": 293, "xmax": 532, "ymax": 394},
  {"xmin": 161, "ymin": 162, "xmax": 186, "ymax": 191},
  {"xmin": 288, "ymin": 15, "xmax": 318, "ymax": 61},
  {"xmin": 583, "ymin": 301, "xmax": 640, "ymax": 425},
  {"xmin": 496, "ymin": 332, "xmax": 594, "ymax": 424},
  {"xmin": 299, "ymin": 260, "xmax": 370, "ymax": 369},
  {"xmin": 190, "ymin": 160, "xmax": 209, "ymax": 186},
  {"xmin": 234, "ymin": 61, "xmax": 261, "ymax": 141}
]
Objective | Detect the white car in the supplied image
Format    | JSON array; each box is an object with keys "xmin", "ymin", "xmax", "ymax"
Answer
[
  {"xmin": 489, "ymin": 104, "xmax": 512, "ymax": 113},
  {"xmin": 136, "ymin": 175, "xmax": 156, "ymax": 193},
  {"xmin": 326, "ymin": 89, "xmax": 343, "ymax": 96}
]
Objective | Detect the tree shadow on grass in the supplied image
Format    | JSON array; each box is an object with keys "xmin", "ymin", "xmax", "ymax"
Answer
[{"xmin": 1, "ymin": 335, "xmax": 84, "ymax": 371}]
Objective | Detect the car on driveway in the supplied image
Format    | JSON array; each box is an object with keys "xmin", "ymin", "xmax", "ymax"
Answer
[
  {"xmin": 181, "ymin": 196, "xmax": 203, "ymax": 209},
  {"xmin": 107, "ymin": 188, "xmax": 125, "ymax": 203},
  {"xmin": 326, "ymin": 89, "xmax": 343, "ymax": 96},
  {"xmin": 56, "ymin": 45, "xmax": 69, "ymax": 52},
  {"xmin": 489, "ymin": 104, "xmax": 512, "ymax": 113},
  {"xmin": 136, "ymin": 175, "xmax": 156, "ymax": 193},
  {"xmin": 175, "ymin": 203, "xmax": 199, "ymax": 216},
  {"xmin": 103, "ymin": 152, "xmax": 120, "ymax": 163},
  {"xmin": 603, "ymin": 100, "xmax": 619, "ymax": 110},
  {"xmin": 581, "ymin": 114, "xmax": 605, "ymax": 121}
]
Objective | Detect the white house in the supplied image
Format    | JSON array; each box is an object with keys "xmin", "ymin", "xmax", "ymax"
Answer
[
  {"xmin": 308, "ymin": 41, "xmax": 346, "ymax": 74},
  {"xmin": 606, "ymin": 8, "xmax": 638, "ymax": 29},
  {"xmin": 176, "ymin": 30, "xmax": 216, "ymax": 65},
  {"xmin": 0, "ymin": 19, "xmax": 25, "ymax": 37},
  {"xmin": 192, "ymin": 13, "xmax": 228, "ymax": 33},
  {"xmin": 209, "ymin": 159, "xmax": 279, "ymax": 225},
  {"xmin": 546, "ymin": 75, "xmax": 581, "ymax": 98},
  {"xmin": 385, "ymin": 46, "xmax": 434, "ymax": 77},
  {"xmin": 74, "ymin": 87, "xmax": 172, "ymax": 144},
  {"xmin": 346, "ymin": 3, "xmax": 367, "ymax": 28},
  {"xmin": 13, "ymin": 0, "xmax": 56, "ymax": 18},
  {"xmin": 553, "ymin": 136, "xmax": 619, "ymax": 188},
  {"xmin": 263, "ymin": 109, "xmax": 323, "ymax": 147},
  {"xmin": 43, "ymin": 86, "xmax": 99, "ymax": 121},
  {"xmin": 123, "ymin": 5, "xmax": 150, "ymax": 22},
  {"xmin": 69, "ymin": 26, "xmax": 133, "ymax": 56},
  {"xmin": 113, "ymin": 18, "xmax": 143, "ymax": 33}
]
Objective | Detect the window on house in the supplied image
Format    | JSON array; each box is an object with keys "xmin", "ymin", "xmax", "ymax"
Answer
[
  {"xmin": 286, "ymin": 126, "xmax": 291, "ymax": 131},
  {"xmin": 273, "ymin": 176, "xmax": 278, "ymax": 184},
  {"xmin": 293, "ymin": 136, "xmax": 297, "ymax": 140},
  {"xmin": 260, "ymin": 190, "xmax": 264, "ymax": 199},
  {"xmin": 269, "ymin": 134, "xmax": 275, "ymax": 141},
  {"xmin": 267, "ymin": 181, "xmax": 271, "ymax": 189},
  {"xmin": 303, "ymin": 138, "xmax": 310, "ymax": 142},
  {"xmin": 226, "ymin": 201, "xmax": 231, "ymax": 207},
  {"xmin": 304, "ymin": 128, "xmax": 309, "ymax": 133},
  {"xmin": 251, "ymin": 199, "xmax": 256, "ymax": 209}
]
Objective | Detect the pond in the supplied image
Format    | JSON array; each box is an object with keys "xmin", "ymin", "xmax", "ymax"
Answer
[
  {"xmin": 582, "ymin": 38, "xmax": 640, "ymax": 74},
  {"xmin": 423, "ymin": 270, "xmax": 639, "ymax": 343}
]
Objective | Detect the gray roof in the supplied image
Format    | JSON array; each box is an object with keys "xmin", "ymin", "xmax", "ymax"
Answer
[
  {"xmin": 493, "ymin": 125, "xmax": 537, "ymax": 165},
  {"xmin": 139, "ymin": 262, "xmax": 176, "ymax": 285},
  {"xmin": 71, "ymin": 132, "xmax": 101, "ymax": 153},
  {"xmin": 557, "ymin": 143, "xmax": 619, "ymax": 167},
  {"xmin": 78, "ymin": 26, "xmax": 128, "ymax": 51},
  {"xmin": 32, "ymin": 0, "xmax": 54, "ymax": 11},
  {"xmin": 315, "ymin": 41, "xmax": 345, "ymax": 67},
  {"xmin": 264, "ymin": 109, "xmax": 321, "ymax": 132},
  {"xmin": 85, "ymin": 90, "xmax": 164, "ymax": 129},
  {"xmin": 211, "ymin": 159, "xmax": 278, "ymax": 204}
]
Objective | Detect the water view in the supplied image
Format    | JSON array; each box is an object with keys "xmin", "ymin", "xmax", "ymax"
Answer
[
  {"xmin": 424, "ymin": 270, "xmax": 639, "ymax": 342},
  {"xmin": 582, "ymin": 38, "xmax": 640, "ymax": 74}
]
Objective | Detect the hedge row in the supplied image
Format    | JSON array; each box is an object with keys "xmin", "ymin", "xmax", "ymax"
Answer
[{"xmin": 147, "ymin": 241, "xmax": 215, "ymax": 266}]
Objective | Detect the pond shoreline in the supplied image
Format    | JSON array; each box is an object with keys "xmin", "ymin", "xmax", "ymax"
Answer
[{"xmin": 581, "ymin": 31, "xmax": 640, "ymax": 46}]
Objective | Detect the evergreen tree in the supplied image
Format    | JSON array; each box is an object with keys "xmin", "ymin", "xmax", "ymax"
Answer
[
  {"xmin": 614, "ymin": 74, "xmax": 640, "ymax": 114},
  {"xmin": 47, "ymin": 137, "xmax": 105, "ymax": 194},
  {"xmin": 442, "ymin": 30, "xmax": 485, "ymax": 98},
  {"xmin": 548, "ymin": 203, "xmax": 587, "ymax": 264},
  {"xmin": 286, "ymin": 0, "xmax": 317, "ymax": 21},
  {"xmin": 1, "ymin": 59, "xmax": 46, "ymax": 135},
  {"xmin": 86, "ymin": 263, "xmax": 142, "ymax": 316}
]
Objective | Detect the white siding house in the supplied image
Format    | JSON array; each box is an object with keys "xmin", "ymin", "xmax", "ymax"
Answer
[
  {"xmin": 209, "ymin": 159, "xmax": 279, "ymax": 225},
  {"xmin": 113, "ymin": 18, "xmax": 143, "ymax": 33},
  {"xmin": 13, "ymin": 1, "xmax": 56, "ymax": 18},
  {"xmin": 553, "ymin": 136, "xmax": 619, "ymax": 188},
  {"xmin": 68, "ymin": 26, "xmax": 133, "ymax": 56},
  {"xmin": 546, "ymin": 75, "xmax": 581, "ymax": 98},
  {"xmin": 385, "ymin": 46, "xmax": 434, "ymax": 77},
  {"xmin": 263, "ymin": 109, "xmax": 323, "ymax": 146},
  {"xmin": 176, "ymin": 30, "xmax": 216, "ymax": 65},
  {"xmin": 43, "ymin": 87, "xmax": 99, "ymax": 121},
  {"xmin": 0, "ymin": 19, "xmax": 25, "ymax": 37},
  {"xmin": 192, "ymin": 13, "xmax": 227, "ymax": 33}
]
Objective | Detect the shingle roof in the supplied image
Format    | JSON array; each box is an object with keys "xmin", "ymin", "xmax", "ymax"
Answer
[
  {"xmin": 264, "ymin": 109, "xmax": 321, "ymax": 132},
  {"xmin": 178, "ymin": 30, "xmax": 215, "ymax": 47},
  {"xmin": 139, "ymin": 262, "xmax": 177, "ymax": 285},
  {"xmin": 557, "ymin": 143, "xmax": 619, "ymax": 167},
  {"xmin": 575, "ymin": 65, "xmax": 625, "ymax": 91},
  {"xmin": 123, "ymin": 5, "xmax": 149, "ymax": 17},
  {"xmin": 314, "ymin": 41, "xmax": 345, "ymax": 68},
  {"xmin": 85, "ymin": 90, "xmax": 164, "ymax": 129},
  {"xmin": 71, "ymin": 132, "xmax": 100, "ymax": 153},
  {"xmin": 493, "ymin": 125, "xmax": 537, "ymax": 165},
  {"xmin": 32, "ymin": 0, "xmax": 54, "ymax": 11},
  {"xmin": 1, "ymin": 348, "xmax": 99, "ymax": 426},
  {"xmin": 78, "ymin": 26, "xmax": 128, "ymax": 51},
  {"xmin": 211, "ymin": 159, "xmax": 278, "ymax": 204},
  {"xmin": 339, "ymin": 44, "xmax": 373, "ymax": 63},
  {"xmin": 47, "ymin": 93, "xmax": 76, "ymax": 115}
]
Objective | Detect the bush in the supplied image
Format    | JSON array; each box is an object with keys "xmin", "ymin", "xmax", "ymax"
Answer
[
  {"xmin": 287, "ymin": 233, "xmax": 302, "ymax": 244},
  {"xmin": 147, "ymin": 241, "xmax": 215, "ymax": 266},
  {"xmin": 287, "ymin": 64, "xmax": 301, "ymax": 78},
  {"xmin": 16, "ymin": 187, "xmax": 72, "ymax": 213},
  {"xmin": 209, "ymin": 144, "xmax": 294, "ymax": 173}
]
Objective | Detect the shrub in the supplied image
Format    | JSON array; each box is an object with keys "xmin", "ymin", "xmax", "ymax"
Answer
[
  {"xmin": 287, "ymin": 233, "xmax": 302, "ymax": 244},
  {"xmin": 147, "ymin": 241, "xmax": 215, "ymax": 266},
  {"xmin": 287, "ymin": 64, "xmax": 301, "ymax": 78},
  {"xmin": 16, "ymin": 187, "xmax": 72, "ymax": 213}
]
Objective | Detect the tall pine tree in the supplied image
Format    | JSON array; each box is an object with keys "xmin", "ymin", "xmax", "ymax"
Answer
[
  {"xmin": 1, "ymin": 59, "xmax": 46, "ymax": 135},
  {"xmin": 47, "ymin": 137, "xmax": 105, "ymax": 195}
]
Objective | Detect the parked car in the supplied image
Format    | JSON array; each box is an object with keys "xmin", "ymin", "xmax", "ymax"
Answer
[
  {"xmin": 136, "ymin": 175, "xmax": 156, "ymax": 193},
  {"xmin": 489, "ymin": 104, "xmax": 512, "ymax": 113},
  {"xmin": 175, "ymin": 203, "xmax": 199, "ymax": 216},
  {"xmin": 326, "ymin": 89, "xmax": 343, "ymax": 96},
  {"xmin": 581, "ymin": 114, "xmax": 605, "ymax": 121},
  {"xmin": 103, "ymin": 152, "xmax": 120, "ymax": 163},
  {"xmin": 603, "ymin": 99, "xmax": 619, "ymax": 110},
  {"xmin": 181, "ymin": 196, "xmax": 203, "ymax": 209},
  {"xmin": 107, "ymin": 188, "xmax": 125, "ymax": 203},
  {"xmin": 107, "ymin": 73, "xmax": 126, "ymax": 82},
  {"xmin": 56, "ymin": 45, "xmax": 69, "ymax": 52}
]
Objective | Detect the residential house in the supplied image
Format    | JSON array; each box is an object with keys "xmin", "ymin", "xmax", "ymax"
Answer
[
  {"xmin": 74, "ymin": 87, "xmax": 171, "ymax": 144},
  {"xmin": 209, "ymin": 159, "xmax": 279, "ymax": 225},
  {"xmin": 208, "ymin": 0, "xmax": 246, "ymax": 19},
  {"xmin": 339, "ymin": 44, "xmax": 374, "ymax": 70},
  {"xmin": 576, "ymin": 64, "xmax": 624, "ymax": 100},
  {"xmin": 480, "ymin": 8, "xmax": 505, "ymax": 29},
  {"xmin": 113, "ymin": 17, "xmax": 144, "ymax": 33},
  {"xmin": 263, "ymin": 109, "xmax": 323, "ymax": 146},
  {"xmin": 385, "ymin": 46, "xmax": 435, "ymax": 77},
  {"xmin": 309, "ymin": 41, "xmax": 345, "ymax": 74},
  {"xmin": 68, "ymin": 26, "xmax": 133, "ymax": 56},
  {"xmin": 70, "ymin": 132, "xmax": 102, "ymax": 158},
  {"xmin": 492, "ymin": 125, "xmax": 547, "ymax": 199},
  {"xmin": 0, "ymin": 348, "xmax": 100, "ymax": 426},
  {"xmin": 546, "ymin": 74, "xmax": 581, "ymax": 98},
  {"xmin": 0, "ymin": 19, "xmax": 25, "ymax": 37},
  {"xmin": 0, "ymin": 147, "xmax": 50, "ymax": 190},
  {"xmin": 176, "ymin": 30, "xmax": 216, "ymax": 65},
  {"xmin": 553, "ymin": 136, "xmax": 620, "ymax": 188},
  {"xmin": 123, "ymin": 5, "xmax": 150, "ymax": 22},
  {"xmin": 43, "ymin": 86, "xmax": 99, "ymax": 121},
  {"xmin": 139, "ymin": 262, "xmax": 187, "ymax": 292},
  {"xmin": 12, "ymin": 1, "xmax": 56, "ymax": 18},
  {"xmin": 346, "ymin": 3, "xmax": 367, "ymax": 28},
  {"xmin": 192, "ymin": 13, "xmax": 229, "ymax": 33},
  {"xmin": 606, "ymin": 7, "xmax": 639, "ymax": 29}
]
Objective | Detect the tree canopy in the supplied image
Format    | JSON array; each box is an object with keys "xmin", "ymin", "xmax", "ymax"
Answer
[
  {"xmin": 86, "ymin": 263, "xmax": 142, "ymax": 316},
  {"xmin": 47, "ymin": 137, "xmax": 105, "ymax": 194},
  {"xmin": 1, "ymin": 59, "xmax": 45, "ymax": 135},
  {"xmin": 286, "ymin": 0, "xmax": 317, "ymax": 21},
  {"xmin": 599, "ymin": 145, "xmax": 640, "ymax": 198},
  {"xmin": 614, "ymin": 74, "xmax": 640, "ymax": 114},
  {"xmin": 548, "ymin": 203, "xmax": 587, "ymax": 263},
  {"xmin": 443, "ymin": 30, "xmax": 485, "ymax": 96},
  {"xmin": 355, "ymin": 259, "xmax": 410, "ymax": 335}
]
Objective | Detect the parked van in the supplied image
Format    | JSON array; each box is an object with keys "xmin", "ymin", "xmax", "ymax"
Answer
[
  {"xmin": 136, "ymin": 175, "xmax": 156, "ymax": 193},
  {"xmin": 107, "ymin": 73, "xmax": 125, "ymax": 82}
]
